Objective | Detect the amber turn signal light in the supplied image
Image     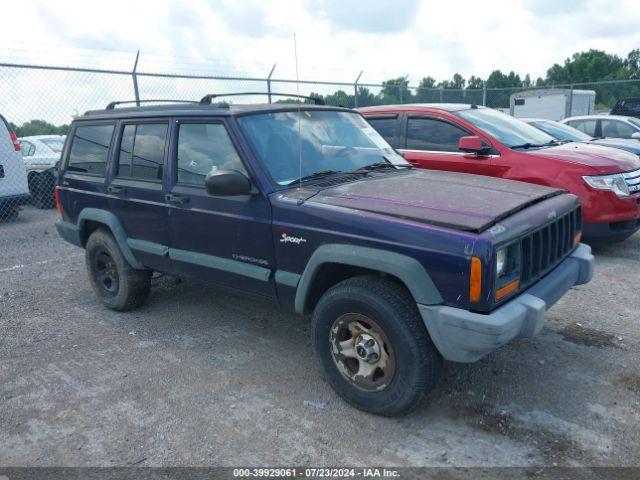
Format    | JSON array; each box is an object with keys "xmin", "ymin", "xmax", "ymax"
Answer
[
  {"xmin": 469, "ymin": 257, "xmax": 482, "ymax": 303},
  {"xmin": 573, "ymin": 232, "xmax": 582, "ymax": 246},
  {"xmin": 495, "ymin": 279, "xmax": 520, "ymax": 301}
]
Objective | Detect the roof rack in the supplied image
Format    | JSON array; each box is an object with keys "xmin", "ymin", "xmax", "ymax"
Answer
[
  {"xmin": 199, "ymin": 92, "xmax": 325, "ymax": 106},
  {"xmin": 105, "ymin": 99, "xmax": 200, "ymax": 110}
]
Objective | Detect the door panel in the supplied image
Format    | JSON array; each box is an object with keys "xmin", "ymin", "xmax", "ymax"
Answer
[
  {"xmin": 167, "ymin": 119, "xmax": 276, "ymax": 298},
  {"xmin": 108, "ymin": 121, "xmax": 171, "ymax": 271},
  {"xmin": 400, "ymin": 115, "xmax": 493, "ymax": 176}
]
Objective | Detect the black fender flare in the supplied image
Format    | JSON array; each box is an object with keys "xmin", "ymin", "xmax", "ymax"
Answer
[
  {"xmin": 77, "ymin": 208, "xmax": 144, "ymax": 269},
  {"xmin": 294, "ymin": 244, "xmax": 443, "ymax": 314}
]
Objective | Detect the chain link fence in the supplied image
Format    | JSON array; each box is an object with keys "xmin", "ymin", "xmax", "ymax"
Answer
[{"xmin": 1, "ymin": 54, "xmax": 640, "ymax": 223}]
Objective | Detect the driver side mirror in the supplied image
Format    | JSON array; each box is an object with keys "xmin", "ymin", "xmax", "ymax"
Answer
[
  {"xmin": 459, "ymin": 136, "xmax": 491, "ymax": 156},
  {"xmin": 631, "ymin": 132, "xmax": 640, "ymax": 140},
  {"xmin": 205, "ymin": 169, "xmax": 252, "ymax": 196}
]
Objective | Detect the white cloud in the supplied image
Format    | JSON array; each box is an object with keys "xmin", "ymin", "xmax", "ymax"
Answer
[{"xmin": 0, "ymin": 0, "xmax": 638, "ymax": 124}]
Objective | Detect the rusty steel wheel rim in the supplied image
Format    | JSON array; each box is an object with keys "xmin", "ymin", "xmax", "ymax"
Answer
[{"xmin": 329, "ymin": 313, "xmax": 396, "ymax": 392}]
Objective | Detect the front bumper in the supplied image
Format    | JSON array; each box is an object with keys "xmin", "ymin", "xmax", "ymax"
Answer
[
  {"xmin": 583, "ymin": 219, "xmax": 640, "ymax": 242},
  {"xmin": 418, "ymin": 243, "xmax": 594, "ymax": 363}
]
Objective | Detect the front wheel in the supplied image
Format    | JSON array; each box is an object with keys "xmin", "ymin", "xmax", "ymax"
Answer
[
  {"xmin": 85, "ymin": 229, "xmax": 151, "ymax": 311},
  {"xmin": 312, "ymin": 276, "xmax": 442, "ymax": 416}
]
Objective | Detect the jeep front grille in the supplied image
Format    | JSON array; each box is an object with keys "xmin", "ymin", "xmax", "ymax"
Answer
[
  {"xmin": 520, "ymin": 206, "xmax": 581, "ymax": 288},
  {"xmin": 623, "ymin": 168, "xmax": 640, "ymax": 195}
]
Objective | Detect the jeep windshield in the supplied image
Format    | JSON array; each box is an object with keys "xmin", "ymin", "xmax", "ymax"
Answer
[
  {"xmin": 237, "ymin": 110, "xmax": 408, "ymax": 186},
  {"xmin": 457, "ymin": 108, "xmax": 556, "ymax": 149}
]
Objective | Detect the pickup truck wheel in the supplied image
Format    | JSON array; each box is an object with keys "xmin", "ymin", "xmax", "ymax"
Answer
[
  {"xmin": 85, "ymin": 229, "xmax": 151, "ymax": 311},
  {"xmin": 312, "ymin": 276, "xmax": 442, "ymax": 416}
]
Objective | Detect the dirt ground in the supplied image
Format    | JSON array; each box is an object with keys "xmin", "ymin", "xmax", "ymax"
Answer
[{"xmin": 0, "ymin": 207, "xmax": 638, "ymax": 467}]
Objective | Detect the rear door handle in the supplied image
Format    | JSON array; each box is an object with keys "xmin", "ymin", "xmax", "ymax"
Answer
[
  {"xmin": 165, "ymin": 193, "xmax": 189, "ymax": 205},
  {"xmin": 107, "ymin": 185, "xmax": 126, "ymax": 194}
]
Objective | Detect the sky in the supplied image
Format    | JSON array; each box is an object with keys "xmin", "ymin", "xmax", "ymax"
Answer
[
  {"xmin": 3, "ymin": 0, "xmax": 640, "ymax": 82},
  {"xmin": 1, "ymin": 0, "xmax": 639, "ymax": 124}
]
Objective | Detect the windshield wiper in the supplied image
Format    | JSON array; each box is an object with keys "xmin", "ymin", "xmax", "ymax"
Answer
[
  {"xmin": 285, "ymin": 168, "xmax": 370, "ymax": 186},
  {"xmin": 510, "ymin": 140, "xmax": 559, "ymax": 149},
  {"xmin": 284, "ymin": 169, "xmax": 340, "ymax": 185},
  {"xmin": 360, "ymin": 158, "xmax": 413, "ymax": 171}
]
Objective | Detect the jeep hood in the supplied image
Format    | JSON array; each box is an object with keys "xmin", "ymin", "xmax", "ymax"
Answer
[
  {"xmin": 531, "ymin": 142, "xmax": 640, "ymax": 174},
  {"xmin": 301, "ymin": 170, "xmax": 563, "ymax": 233}
]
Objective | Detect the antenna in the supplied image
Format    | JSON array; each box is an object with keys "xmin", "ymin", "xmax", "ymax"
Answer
[{"xmin": 294, "ymin": 33, "xmax": 303, "ymax": 196}]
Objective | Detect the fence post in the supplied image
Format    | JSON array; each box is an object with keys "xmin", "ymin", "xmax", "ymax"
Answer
[
  {"xmin": 439, "ymin": 87, "xmax": 444, "ymax": 102},
  {"xmin": 132, "ymin": 51, "xmax": 140, "ymax": 106},
  {"xmin": 568, "ymin": 84, "xmax": 574, "ymax": 117},
  {"xmin": 353, "ymin": 70, "xmax": 363, "ymax": 107},
  {"xmin": 482, "ymin": 86, "xmax": 487, "ymax": 106},
  {"xmin": 399, "ymin": 84, "xmax": 403, "ymax": 104},
  {"xmin": 266, "ymin": 63, "xmax": 276, "ymax": 104}
]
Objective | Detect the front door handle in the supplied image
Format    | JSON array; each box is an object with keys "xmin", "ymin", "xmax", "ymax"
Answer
[
  {"xmin": 107, "ymin": 185, "xmax": 126, "ymax": 194},
  {"xmin": 165, "ymin": 193, "xmax": 189, "ymax": 205}
]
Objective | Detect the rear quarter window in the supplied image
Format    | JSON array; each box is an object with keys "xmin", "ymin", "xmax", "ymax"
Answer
[
  {"xmin": 367, "ymin": 117, "xmax": 399, "ymax": 148},
  {"xmin": 67, "ymin": 124, "xmax": 114, "ymax": 176}
]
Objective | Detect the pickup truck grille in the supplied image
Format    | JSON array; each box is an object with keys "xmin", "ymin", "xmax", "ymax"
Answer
[
  {"xmin": 623, "ymin": 168, "xmax": 640, "ymax": 195},
  {"xmin": 520, "ymin": 206, "xmax": 581, "ymax": 288}
]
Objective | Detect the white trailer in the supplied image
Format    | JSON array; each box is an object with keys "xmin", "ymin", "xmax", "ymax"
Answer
[{"xmin": 510, "ymin": 89, "xmax": 596, "ymax": 121}]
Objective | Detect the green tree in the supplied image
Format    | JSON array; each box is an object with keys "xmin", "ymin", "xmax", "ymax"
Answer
[
  {"xmin": 10, "ymin": 119, "xmax": 69, "ymax": 137},
  {"xmin": 626, "ymin": 49, "xmax": 640, "ymax": 79},
  {"xmin": 544, "ymin": 50, "xmax": 638, "ymax": 107},
  {"xmin": 467, "ymin": 75, "xmax": 484, "ymax": 89},
  {"xmin": 545, "ymin": 49, "xmax": 628, "ymax": 84},
  {"xmin": 484, "ymin": 70, "xmax": 523, "ymax": 107},
  {"xmin": 355, "ymin": 86, "xmax": 376, "ymax": 107},
  {"xmin": 415, "ymin": 77, "xmax": 439, "ymax": 102},
  {"xmin": 324, "ymin": 90, "xmax": 354, "ymax": 107},
  {"xmin": 378, "ymin": 77, "xmax": 412, "ymax": 104}
]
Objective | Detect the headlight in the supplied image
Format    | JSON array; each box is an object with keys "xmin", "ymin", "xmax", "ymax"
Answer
[
  {"xmin": 583, "ymin": 173, "xmax": 629, "ymax": 197},
  {"xmin": 494, "ymin": 244, "xmax": 521, "ymax": 301},
  {"xmin": 496, "ymin": 248, "xmax": 507, "ymax": 277}
]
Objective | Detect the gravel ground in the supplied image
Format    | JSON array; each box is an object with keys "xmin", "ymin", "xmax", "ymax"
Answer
[{"xmin": 0, "ymin": 207, "xmax": 638, "ymax": 467}]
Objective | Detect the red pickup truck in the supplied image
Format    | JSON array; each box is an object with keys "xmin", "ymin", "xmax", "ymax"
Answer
[{"xmin": 360, "ymin": 104, "xmax": 640, "ymax": 244}]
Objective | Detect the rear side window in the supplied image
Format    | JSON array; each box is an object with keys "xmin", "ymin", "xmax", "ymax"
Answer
[
  {"xmin": 367, "ymin": 117, "xmax": 399, "ymax": 148},
  {"xmin": 406, "ymin": 117, "xmax": 469, "ymax": 152},
  {"xmin": 117, "ymin": 123, "xmax": 168, "ymax": 181},
  {"xmin": 68, "ymin": 124, "xmax": 114, "ymax": 175},
  {"xmin": 601, "ymin": 120, "xmax": 635, "ymax": 139},
  {"xmin": 20, "ymin": 141, "xmax": 35, "ymax": 157},
  {"xmin": 177, "ymin": 123, "xmax": 246, "ymax": 186},
  {"xmin": 568, "ymin": 119, "xmax": 596, "ymax": 136}
]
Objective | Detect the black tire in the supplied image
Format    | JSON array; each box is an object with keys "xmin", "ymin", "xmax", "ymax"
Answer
[
  {"xmin": 29, "ymin": 172, "xmax": 56, "ymax": 209},
  {"xmin": 85, "ymin": 229, "xmax": 151, "ymax": 311},
  {"xmin": 0, "ymin": 206, "xmax": 19, "ymax": 222},
  {"xmin": 312, "ymin": 276, "xmax": 442, "ymax": 416}
]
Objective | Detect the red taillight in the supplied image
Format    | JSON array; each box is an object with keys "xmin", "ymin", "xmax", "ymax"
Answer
[
  {"xmin": 9, "ymin": 130, "xmax": 20, "ymax": 152},
  {"xmin": 54, "ymin": 186, "xmax": 62, "ymax": 216}
]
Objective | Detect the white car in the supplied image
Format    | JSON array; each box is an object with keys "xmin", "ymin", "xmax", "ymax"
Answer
[
  {"xmin": 19, "ymin": 135, "xmax": 65, "ymax": 209},
  {"xmin": 0, "ymin": 114, "xmax": 30, "ymax": 220},
  {"xmin": 561, "ymin": 114, "xmax": 640, "ymax": 140}
]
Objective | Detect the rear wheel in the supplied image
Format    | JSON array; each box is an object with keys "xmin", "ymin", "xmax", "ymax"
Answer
[
  {"xmin": 85, "ymin": 229, "xmax": 151, "ymax": 311},
  {"xmin": 312, "ymin": 276, "xmax": 442, "ymax": 416},
  {"xmin": 0, "ymin": 206, "xmax": 19, "ymax": 222}
]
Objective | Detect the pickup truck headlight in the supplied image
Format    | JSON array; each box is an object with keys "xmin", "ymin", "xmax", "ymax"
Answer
[
  {"xmin": 495, "ymin": 244, "xmax": 521, "ymax": 301},
  {"xmin": 583, "ymin": 173, "xmax": 630, "ymax": 197}
]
